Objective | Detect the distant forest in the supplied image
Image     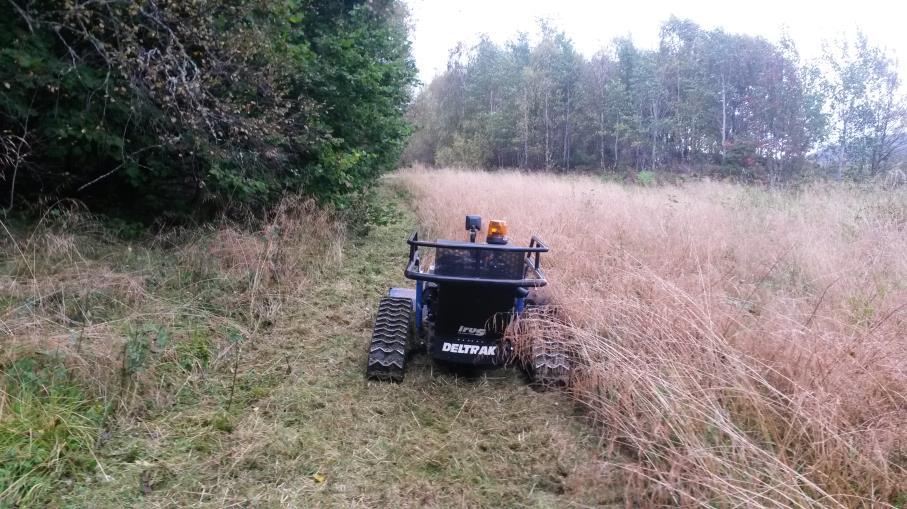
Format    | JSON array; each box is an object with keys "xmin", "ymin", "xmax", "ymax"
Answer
[{"xmin": 405, "ymin": 18, "xmax": 906, "ymax": 182}]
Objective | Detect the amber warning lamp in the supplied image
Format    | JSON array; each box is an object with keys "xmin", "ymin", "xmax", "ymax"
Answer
[{"xmin": 486, "ymin": 219, "xmax": 509, "ymax": 245}]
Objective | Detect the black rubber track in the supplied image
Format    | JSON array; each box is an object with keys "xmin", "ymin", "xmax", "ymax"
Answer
[
  {"xmin": 518, "ymin": 305, "xmax": 571, "ymax": 387},
  {"xmin": 366, "ymin": 297, "xmax": 412, "ymax": 382},
  {"xmin": 531, "ymin": 338, "xmax": 571, "ymax": 387}
]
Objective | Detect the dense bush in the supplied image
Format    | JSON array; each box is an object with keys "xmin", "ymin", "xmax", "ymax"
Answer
[{"xmin": 0, "ymin": 0, "xmax": 416, "ymax": 219}]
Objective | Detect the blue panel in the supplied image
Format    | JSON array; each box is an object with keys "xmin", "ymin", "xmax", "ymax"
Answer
[
  {"xmin": 415, "ymin": 281, "xmax": 424, "ymax": 335},
  {"xmin": 388, "ymin": 287, "xmax": 416, "ymax": 301}
]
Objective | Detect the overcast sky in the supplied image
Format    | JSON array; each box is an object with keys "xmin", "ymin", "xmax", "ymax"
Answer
[{"xmin": 406, "ymin": 0, "xmax": 906, "ymax": 83}]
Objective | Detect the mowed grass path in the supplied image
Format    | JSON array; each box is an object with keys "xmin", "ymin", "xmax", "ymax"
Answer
[{"xmin": 63, "ymin": 186, "xmax": 616, "ymax": 508}]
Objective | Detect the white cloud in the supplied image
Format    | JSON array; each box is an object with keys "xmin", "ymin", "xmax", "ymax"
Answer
[{"xmin": 406, "ymin": 0, "xmax": 907, "ymax": 83}]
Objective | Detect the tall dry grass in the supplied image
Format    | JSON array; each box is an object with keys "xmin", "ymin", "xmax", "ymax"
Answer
[
  {"xmin": 0, "ymin": 197, "xmax": 343, "ymax": 414},
  {"xmin": 397, "ymin": 166, "xmax": 907, "ymax": 507}
]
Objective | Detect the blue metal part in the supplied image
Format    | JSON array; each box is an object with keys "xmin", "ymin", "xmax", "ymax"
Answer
[
  {"xmin": 387, "ymin": 287, "xmax": 416, "ymax": 302},
  {"xmin": 415, "ymin": 280, "xmax": 424, "ymax": 335},
  {"xmin": 514, "ymin": 297, "xmax": 525, "ymax": 315}
]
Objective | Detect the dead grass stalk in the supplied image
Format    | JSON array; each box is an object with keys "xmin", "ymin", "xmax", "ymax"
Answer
[{"xmin": 397, "ymin": 166, "xmax": 907, "ymax": 507}]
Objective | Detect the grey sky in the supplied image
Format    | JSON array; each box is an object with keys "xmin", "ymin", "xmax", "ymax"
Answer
[{"xmin": 406, "ymin": 0, "xmax": 906, "ymax": 83}]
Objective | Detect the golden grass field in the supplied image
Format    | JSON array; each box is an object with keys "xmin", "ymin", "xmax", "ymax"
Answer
[{"xmin": 398, "ymin": 166, "xmax": 907, "ymax": 507}]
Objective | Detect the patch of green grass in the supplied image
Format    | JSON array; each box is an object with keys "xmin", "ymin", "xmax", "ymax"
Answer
[
  {"xmin": 62, "ymin": 291, "xmax": 132, "ymax": 324},
  {"xmin": 847, "ymin": 294, "xmax": 877, "ymax": 327},
  {"xmin": 892, "ymin": 490, "xmax": 907, "ymax": 508},
  {"xmin": 175, "ymin": 330, "xmax": 213, "ymax": 371},
  {"xmin": 0, "ymin": 357, "xmax": 105, "ymax": 507},
  {"xmin": 209, "ymin": 413, "xmax": 234, "ymax": 434}
]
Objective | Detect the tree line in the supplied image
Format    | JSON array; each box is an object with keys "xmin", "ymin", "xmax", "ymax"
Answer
[
  {"xmin": 0, "ymin": 0, "xmax": 417, "ymax": 219},
  {"xmin": 404, "ymin": 19, "xmax": 906, "ymax": 182}
]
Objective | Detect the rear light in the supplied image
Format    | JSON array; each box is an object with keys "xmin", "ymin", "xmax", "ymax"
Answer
[{"xmin": 486, "ymin": 220, "xmax": 508, "ymax": 244}]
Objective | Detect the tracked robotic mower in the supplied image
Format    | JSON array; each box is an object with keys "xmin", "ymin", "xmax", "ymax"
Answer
[{"xmin": 366, "ymin": 215, "xmax": 569, "ymax": 385}]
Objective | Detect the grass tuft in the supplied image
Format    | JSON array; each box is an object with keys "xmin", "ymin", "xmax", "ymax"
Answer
[{"xmin": 0, "ymin": 356, "xmax": 105, "ymax": 505}]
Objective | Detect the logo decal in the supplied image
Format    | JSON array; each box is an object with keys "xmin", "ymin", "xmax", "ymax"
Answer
[
  {"xmin": 457, "ymin": 326, "xmax": 486, "ymax": 337},
  {"xmin": 442, "ymin": 342, "xmax": 497, "ymax": 356}
]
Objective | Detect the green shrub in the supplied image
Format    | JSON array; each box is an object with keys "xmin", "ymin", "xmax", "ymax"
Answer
[
  {"xmin": 0, "ymin": 0, "xmax": 417, "ymax": 220},
  {"xmin": 636, "ymin": 170, "xmax": 656, "ymax": 186}
]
